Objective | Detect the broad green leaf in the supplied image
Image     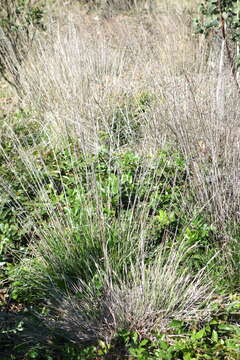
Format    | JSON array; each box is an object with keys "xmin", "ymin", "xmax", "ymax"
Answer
[
  {"xmin": 159, "ymin": 340, "xmax": 169, "ymax": 350},
  {"xmin": 218, "ymin": 324, "xmax": 235, "ymax": 332},
  {"xmin": 140, "ymin": 339, "xmax": 149, "ymax": 347},
  {"xmin": 169, "ymin": 319, "xmax": 184, "ymax": 328},
  {"xmin": 191, "ymin": 328, "xmax": 206, "ymax": 341},
  {"xmin": 212, "ymin": 329, "xmax": 218, "ymax": 342},
  {"xmin": 183, "ymin": 352, "xmax": 195, "ymax": 360}
]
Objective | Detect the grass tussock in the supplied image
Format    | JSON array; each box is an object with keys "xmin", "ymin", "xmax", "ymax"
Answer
[{"xmin": 0, "ymin": 0, "xmax": 239, "ymax": 356}]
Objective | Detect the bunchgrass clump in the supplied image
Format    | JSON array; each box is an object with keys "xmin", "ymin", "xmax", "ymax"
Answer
[{"xmin": 0, "ymin": 1, "xmax": 239, "ymax": 357}]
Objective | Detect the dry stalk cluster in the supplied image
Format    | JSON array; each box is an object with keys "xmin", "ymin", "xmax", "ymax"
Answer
[{"xmin": 0, "ymin": 1, "xmax": 239, "ymax": 341}]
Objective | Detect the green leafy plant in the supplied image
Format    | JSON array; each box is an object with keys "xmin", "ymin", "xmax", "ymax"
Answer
[{"xmin": 112, "ymin": 306, "xmax": 240, "ymax": 360}]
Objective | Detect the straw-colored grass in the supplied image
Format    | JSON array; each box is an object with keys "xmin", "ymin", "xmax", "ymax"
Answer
[{"xmin": 0, "ymin": 0, "xmax": 239, "ymax": 345}]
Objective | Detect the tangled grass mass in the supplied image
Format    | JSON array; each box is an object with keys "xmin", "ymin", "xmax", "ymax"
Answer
[{"xmin": 0, "ymin": 0, "xmax": 239, "ymax": 358}]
